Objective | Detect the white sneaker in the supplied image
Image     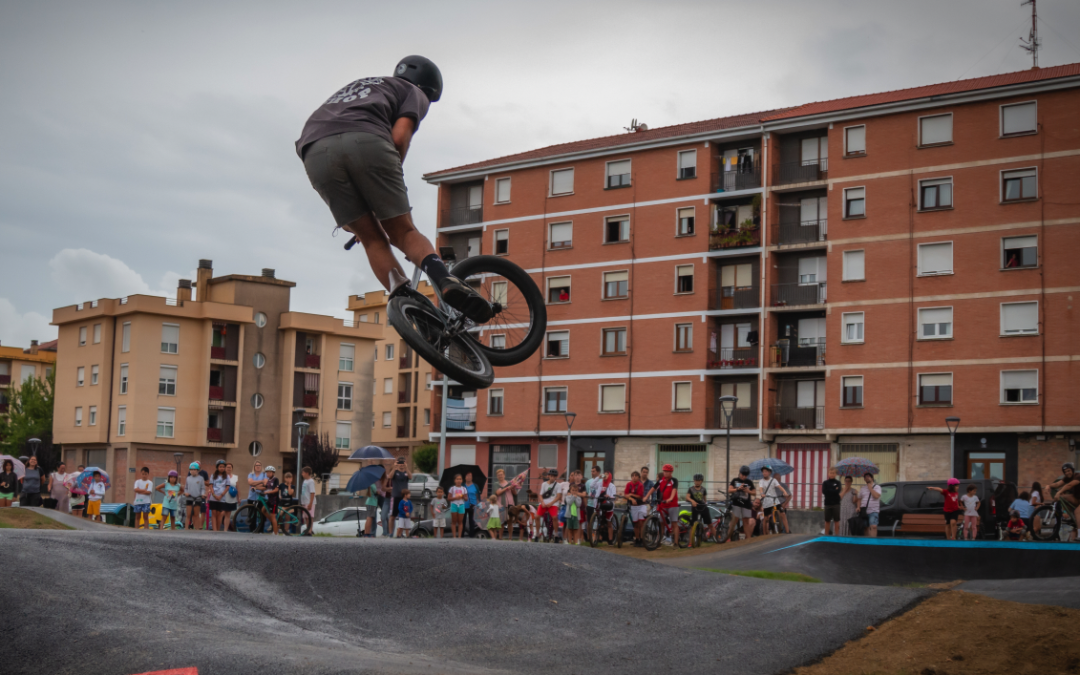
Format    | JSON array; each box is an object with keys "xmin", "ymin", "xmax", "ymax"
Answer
[{"xmin": 663, "ymin": 537, "xmax": 673, "ymax": 546}]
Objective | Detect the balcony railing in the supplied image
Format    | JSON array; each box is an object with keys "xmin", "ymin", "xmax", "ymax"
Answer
[
  {"xmin": 771, "ymin": 406, "xmax": 824, "ymax": 430},
  {"xmin": 303, "ymin": 393, "xmax": 318, "ymax": 408},
  {"xmin": 441, "ymin": 206, "xmax": 483, "ymax": 227},
  {"xmin": 709, "ymin": 226, "xmax": 761, "ymax": 251},
  {"xmin": 305, "ymin": 354, "xmax": 321, "ymax": 369},
  {"xmin": 707, "ymin": 348, "xmax": 759, "ymax": 369},
  {"xmin": 398, "ymin": 390, "xmax": 412, "ymax": 404},
  {"xmin": 772, "ymin": 340, "xmax": 826, "ymax": 367},
  {"xmin": 776, "ymin": 159, "xmax": 828, "ymax": 185},
  {"xmin": 399, "ymin": 352, "xmax": 412, "ymax": 369},
  {"xmin": 0, "ymin": 374, "xmax": 10, "ymax": 386},
  {"xmin": 207, "ymin": 427, "xmax": 223, "ymax": 442},
  {"xmin": 210, "ymin": 346, "xmax": 227, "ymax": 360},
  {"xmin": 708, "ymin": 405, "xmax": 758, "ymax": 430},
  {"xmin": 710, "ymin": 287, "xmax": 760, "ymax": 310},
  {"xmin": 771, "ymin": 282, "xmax": 826, "ymax": 307},
  {"xmin": 209, "ymin": 385, "xmax": 224, "ymax": 401},
  {"xmin": 397, "ymin": 425, "xmax": 409, "ymax": 439},
  {"xmin": 777, "ymin": 220, "xmax": 827, "ymax": 246},
  {"xmin": 713, "ymin": 165, "xmax": 762, "ymax": 193}
]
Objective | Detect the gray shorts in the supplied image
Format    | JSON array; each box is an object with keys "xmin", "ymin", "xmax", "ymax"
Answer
[
  {"xmin": 823, "ymin": 504, "xmax": 841, "ymax": 522},
  {"xmin": 303, "ymin": 132, "xmax": 411, "ymax": 226},
  {"xmin": 730, "ymin": 505, "xmax": 753, "ymax": 520}
]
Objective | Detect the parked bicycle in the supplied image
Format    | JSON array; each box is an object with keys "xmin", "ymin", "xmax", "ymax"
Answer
[
  {"xmin": 641, "ymin": 505, "xmax": 690, "ymax": 550},
  {"xmin": 587, "ymin": 494, "xmax": 619, "ymax": 547},
  {"xmin": 233, "ymin": 494, "xmax": 312, "ymax": 536}
]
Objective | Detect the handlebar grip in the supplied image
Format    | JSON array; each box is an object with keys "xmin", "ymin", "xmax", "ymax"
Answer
[{"xmin": 344, "ymin": 236, "xmax": 358, "ymax": 251}]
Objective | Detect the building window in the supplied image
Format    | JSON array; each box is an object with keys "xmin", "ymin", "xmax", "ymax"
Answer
[
  {"xmin": 79, "ymin": 326, "xmax": 87, "ymax": 346},
  {"xmin": 538, "ymin": 443, "xmax": 558, "ymax": 468},
  {"xmin": 549, "ymin": 222, "xmax": 572, "ymax": 249},
  {"xmin": 842, "ymin": 376, "xmax": 863, "ymax": 407},
  {"xmin": 550, "ymin": 168, "xmax": 574, "ymax": 196},
  {"xmin": 253, "ymin": 352, "xmax": 266, "ymax": 369},
  {"xmin": 425, "ymin": 372, "xmax": 432, "ymax": 389},
  {"xmin": 1002, "ymin": 168, "xmax": 1037, "ymax": 202},
  {"xmin": 385, "ymin": 344, "xmax": 394, "ymax": 361},
  {"xmin": 160, "ymin": 323, "xmax": 179, "ymax": 354},
  {"xmin": 495, "ymin": 177, "xmax": 511, "ymax": 203},
  {"xmin": 93, "ymin": 324, "xmax": 102, "ymax": 344},
  {"xmin": 919, "ymin": 113, "xmax": 953, "ymax": 146},
  {"xmin": 488, "ymin": 281, "xmax": 507, "ymax": 308},
  {"xmin": 1002, "ymin": 235, "xmax": 1037, "ymax": 269},
  {"xmin": 383, "ymin": 378, "xmax": 393, "ymax": 394},
  {"xmin": 359, "ymin": 314, "xmax": 368, "ymax": 323},
  {"xmin": 423, "ymin": 408, "xmax": 430, "ymax": 425},
  {"xmin": 339, "ymin": 344, "xmax": 355, "ymax": 371},
  {"xmin": 843, "ymin": 250, "xmax": 865, "ymax": 281},
  {"xmin": 919, "ymin": 177, "xmax": 953, "ymax": 210},
  {"xmin": 77, "ymin": 366, "xmax": 85, "ymax": 387},
  {"xmin": 119, "ymin": 364, "xmax": 128, "ymax": 394},
  {"xmin": 675, "ymin": 323, "xmax": 692, "ymax": 352},
  {"xmin": 251, "ymin": 393, "xmax": 263, "ymax": 409},
  {"xmin": 159, "ymin": 366, "xmax": 177, "ymax": 395},
  {"xmin": 91, "ymin": 364, "xmax": 99, "ymax": 385},
  {"xmin": 918, "ymin": 373, "xmax": 952, "ymax": 405},
  {"xmin": 490, "ymin": 335, "xmax": 505, "ymax": 349},
  {"xmin": 673, "ymin": 382, "xmax": 691, "ymax": 412},
  {"xmin": 117, "ymin": 406, "xmax": 126, "ymax": 436},
  {"xmin": 121, "ymin": 322, "xmax": 131, "ymax": 352},
  {"xmin": 602, "ymin": 327, "xmax": 627, "ymax": 355},
  {"xmin": 488, "ymin": 389, "xmax": 504, "ymax": 415},
  {"xmin": 843, "ymin": 187, "xmax": 865, "ymax": 218},
  {"xmin": 677, "ymin": 207, "xmax": 695, "ymax": 236},
  {"xmin": 603, "ymin": 270, "xmax": 628, "ymax": 299},
  {"xmin": 677, "ymin": 149, "xmax": 697, "ymax": 179},
  {"xmin": 599, "ymin": 384, "xmax": 625, "ymax": 413},
  {"xmin": 1001, "ymin": 370, "xmax": 1038, "ymax": 404},
  {"xmin": 605, "ymin": 216, "xmax": 629, "ymax": 244},
  {"xmin": 382, "ymin": 411, "xmax": 392, "ymax": 428},
  {"xmin": 547, "ymin": 276, "xmax": 571, "ymax": 304},
  {"xmin": 675, "ymin": 265, "xmax": 694, "ymax": 294},
  {"xmin": 844, "ymin": 125, "xmax": 866, "ymax": 156},
  {"xmin": 918, "ymin": 307, "xmax": 953, "ymax": 339},
  {"xmin": 75, "ymin": 407, "xmax": 83, "ymax": 426},
  {"xmin": 545, "ymin": 330, "xmax": 569, "ymax": 358},
  {"xmin": 335, "ymin": 422, "xmax": 351, "ymax": 450},
  {"xmin": 156, "ymin": 408, "xmax": 175, "ymax": 437},
  {"xmin": 720, "ymin": 382, "xmax": 752, "ymax": 409},
  {"xmin": 543, "ymin": 387, "xmax": 567, "ymax": 414},
  {"xmin": 917, "ymin": 242, "xmax": 953, "ymax": 276},
  {"xmin": 1001, "ymin": 101, "xmax": 1037, "ymax": 136},
  {"xmin": 338, "ymin": 383, "xmax": 353, "ymax": 410},
  {"xmin": 842, "ymin": 312, "xmax": 865, "ymax": 344},
  {"xmin": 493, "ymin": 229, "xmax": 509, "ymax": 256},
  {"xmin": 1001, "ymin": 301, "xmax": 1038, "ymax": 335},
  {"xmin": 606, "ymin": 159, "xmax": 631, "ymax": 188},
  {"xmin": 88, "ymin": 406, "xmax": 97, "ymax": 426},
  {"xmin": 373, "ymin": 312, "xmax": 379, "ymax": 324}
]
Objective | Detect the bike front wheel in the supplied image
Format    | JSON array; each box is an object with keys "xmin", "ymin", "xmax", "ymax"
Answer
[
  {"xmin": 642, "ymin": 514, "xmax": 662, "ymax": 551},
  {"xmin": 388, "ymin": 291, "xmax": 494, "ymax": 388},
  {"xmin": 616, "ymin": 513, "xmax": 630, "ymax": 548},
  {"xmin": 233, "ymin": 504, "xmax": 262, "ymax": 534},
  {"xmin": 541, "ymin": 514, "xmax": 556, "ymax": 543},
  {"xmin": 588, "ymin": 511, "xmax": 603, "ymax": 547}
]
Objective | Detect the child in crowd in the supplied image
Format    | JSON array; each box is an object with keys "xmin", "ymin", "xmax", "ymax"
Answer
[
  {"xmin": 132, "ymin": 467, "xmax": 154, "ymax": 529},
  {"xmin": 263, "ymin": 466, "xmax": 280, "ymax": 534},
  {"xmin": 960, "ymin": 484, "xmax": 980, "ymax": 541},
  {"xmin": 301, "ymin": 466, "xmax": 317, "ymax": 520},
  {"xmin": 927, "ymin": 478, "xmax": 962, "ymax": 540},
  {"xmin": 1006, "ymin": 510, "xmax": 1026, "ymax": 541},
  {"xmin": 0, "ymin": 459, "xmax": 18, "ymax": 508},
  {"xmin": 537, "ymin": 470, "xmax": 562, "ymax": 542},
  {"xmin": 486, "ymin": 494, "xmax": 502, "ymax": 540},
  {"xmin": 448, "ymin": 474, "xmax": 468, "ymax": 538},
  {"xmin": 396, "ymin": 489, "xmax": 413, "ymax": 538},
  {"xmin": 364, "ymin": 485, "xmax": 379, "ymax": 537},
  {"xmin": 563, "ymin": 478, "xmax": 581, "ymax": 544},
  {"xmin": 655, "ymin": 464, "xmax": 680, "ymax": 546},
  {"xmin": 430, "ymin": 487, "xmax": 449, "ymax": 539},
  {"xmin": 686, "ymin": 473, "xmax": 711, "ymax": 542},
  {"xmin": 624, "ymin": 471, "xmax": 646, "ymax": 547},
  {"xmin": 157, "ymin": 470, "xmax": 182, "ymax": 530},
  {"xmin": 70, "ymin": 464, "xmax": 86, "ymax": 518},
  {"xmin": 280, "ymin": 472, "xmax": 296, "ymax": 506},
  {"xmin": 184, "ymin": 462, "xmax": 205, "ymax": 530},
  {"xmin": 86, "ymin": 471, "xmax": 107, "ymax": 522}
]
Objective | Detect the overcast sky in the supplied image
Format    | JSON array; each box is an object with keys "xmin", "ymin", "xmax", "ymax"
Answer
[{"xmin": 2, "ymin": 0, "xmax": 1079, "ymax": 347}]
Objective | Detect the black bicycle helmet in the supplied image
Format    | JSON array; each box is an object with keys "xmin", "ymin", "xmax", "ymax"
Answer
[
  {"xmin": 394, "ymin": 55, "xmax": 442, "ymax": 102},
  {"xmin": 1064, "ymin": 462, "xmax": 1076, "ymax": 472},
  {"xmin": 693, "ymin": 474, "xmax": 704, "ymax": 481},
  {"xmin": 739, "ymin": 465, "xmax": 750, "ymax": 475}
]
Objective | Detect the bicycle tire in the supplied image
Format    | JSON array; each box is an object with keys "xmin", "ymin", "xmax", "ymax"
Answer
[
  {"xmin": 1030, "ymin": 504, "xmax": 1059, "ymax": 541},
  {"xmin": 642, "ymin": 514, "xmax": 662, "ymax": 551},
  {"xmin": 450, "ymin": 255, "xmax": 547, "ymax": 367},
  {"xmin": 690, "ymin": 522, "xmax": 703, "ymax": 548},
  {"xmin": 616, "ymin": 513, "xmax": 629, "ymax": 548},
  {"xmin": 676, "ymin": 522, "xmax": 691, "ymax": 549},
  {"xmin": 233, "ymin": 504, "xmax": 262, "ymax": 534},
  {"xmin": 282, "ymin": 506, "xmax": 312, "ymax": 536},
  {"xmin": 388, "ymin": 291, "xmax": 494, "ymax": 389},
  {"xmin": 542, "ymin": 514, "xmax": 555, "ymax": 543},
  {"xmin": 714, "ymin": 510, "xmax": 732, "ymax": 544},
  {"xmin": 588, "ymin": 511, "xmax": 603, "ymax": 547}
]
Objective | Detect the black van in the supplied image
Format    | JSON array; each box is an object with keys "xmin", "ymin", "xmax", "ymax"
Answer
[{"xmin": 875, "ymin": 479, "xmax": 1002, "ymax": 537}]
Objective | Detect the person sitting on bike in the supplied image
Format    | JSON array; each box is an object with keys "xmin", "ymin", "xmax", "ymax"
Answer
[
  {"xmin": 655, "ymin": 464, "xmax": 681, "ymax": 546},
  {"xmin": 728, "ymin": 466, "xmax": 756, "ymax": 541},
  {"xmin": 686, "ymin": 474, "xmax": 711, "ymax": 536},
  {"xmin": 624, "ymin": 471, "xmax": 647, "ymax": 547},
  {"xmin": 296, "ymin": 56, "xmax": 491, "ymax": 323},
  {"xmin": 758, "ymin": 466, "xmax": 791, "ymax": 535},
  {"xmin": 1046, "ymin": 462, "xmax": 1080, "ymax": 541}
]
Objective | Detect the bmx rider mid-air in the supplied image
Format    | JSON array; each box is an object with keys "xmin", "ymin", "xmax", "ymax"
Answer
[{"xmin": 295, "ymin": 55, "xmax": 492, "ymax": 324}]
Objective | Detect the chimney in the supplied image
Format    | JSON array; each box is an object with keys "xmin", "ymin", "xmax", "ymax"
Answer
[
  {"xmin": 177, "ymin": 279, "xmax": 192, "ymax": 303},
  {"xmin": 262, "ymin": 268, "xmax": 276, "ymax": 279},
  {"xmin": 30, "ymin": 340, "xmax": 39, "ymax": 355},
  {"xmin": 195, "ymin": 259, "xmax": 213, "ymax": 302}
]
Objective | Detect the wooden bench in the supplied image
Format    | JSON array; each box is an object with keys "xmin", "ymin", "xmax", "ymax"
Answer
[{"xmin": 886, "ymin": 513, "xmax": 948, "ymax": 537}]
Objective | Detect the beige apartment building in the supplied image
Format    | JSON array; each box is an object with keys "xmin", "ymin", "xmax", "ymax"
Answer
[
  {"xmin": 52, "ymin": 260, "xmax": 381, "ymax": 502},
  {"xmin": 348, "ymin": 281, "xmax": 436, "ymax": 463},
  {"xmin": 0, "ymin": 340, "xmax": 58, "ymax": 417}
]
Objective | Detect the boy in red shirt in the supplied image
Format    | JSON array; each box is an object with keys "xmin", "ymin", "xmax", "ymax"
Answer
[
  {"xmin": 1006, "ymin": 510, "xmax": 1026, "ymax": 541},
  {"xmin": 655, "ymin": 464, "xmax": 680, "ymax": 546},
  {"xmin": 624, "ymin": 471, "xmax": 646, "ymax": 546}
]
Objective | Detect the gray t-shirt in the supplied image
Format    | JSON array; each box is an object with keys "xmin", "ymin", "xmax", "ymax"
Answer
[
  {"xmin": 391, "ymin": 470, "xmax": 409, "ymax": 500},
  {"xmin": 21, "ymin": 468, "xmax": 42, "ymax": 494},
  {"xmin": 295, "ymin": 76, "xmax": 429, "ymax": 158},
  {"xmin": 185, "ymin": 474, "xmax": 205, "ymax": 499},
  {"xmin": 429, "ymin": 497, "xmax": 449, "ymax": 522}
]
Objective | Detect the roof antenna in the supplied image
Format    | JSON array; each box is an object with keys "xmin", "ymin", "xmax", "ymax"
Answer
[
  {"xmin": 623, "ymin": 118, "xmax": 648, "ymax": 133},
  {"xmin": 1019, "ymin": 0, "xmax": 1040, "ymax": 68}
]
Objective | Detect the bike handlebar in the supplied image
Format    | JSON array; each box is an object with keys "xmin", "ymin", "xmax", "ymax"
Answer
[{"xmin": 344, "ymin": 236, "xmax": 358, "ymax": 251}]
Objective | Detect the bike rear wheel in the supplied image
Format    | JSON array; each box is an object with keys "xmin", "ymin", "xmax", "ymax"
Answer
[
  {"xmin": 280, "ymin": 506, "xmax": 312, "ymax": 536},
  {"xmin": 690, "ymin": 521, "xmax": 703, "ymax": 548},
  {"xmin": 588, "ymin": 511, "xmax": 603, "ymax": 547},
  {"xmin": 616, "ymin": 513, "xmax": 630, "ymax": 548},
  {"xmin": 1030, "ymin": 504, "xmax": 1060, "ymax": 541},
  {"xmin": 388, "ymin": 291, "xmax": 494, "ymax": 388},
  {"xmin": 233, "ymin": 504, "xmax": 262, "ymax": 534},
  {"xmin": 451, "ymin": 255, "xmax": 547, "ymax": 367},
  {"xmin": 541, "ymin": 514, "xmax": 556, "ymax": 543},
  {"xmin": 642, "ymin": 514, "xmax": 662, "ymax": 551},
  {"xmin": 713, "ymin": 510, "xmax": 732, "ymax": 544}
]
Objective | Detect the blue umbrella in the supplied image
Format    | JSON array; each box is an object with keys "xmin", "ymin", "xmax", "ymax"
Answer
[
  {"xmin": 348, "ymin": 445, "xmax": 395, "ymax": 461},
  {"xmin": 345, "ymin": 465, "xmax": 386, "ymax": 494},
  {"xmin": 748, "ymin": 458, "xmax": 794, "ymax": 480}
]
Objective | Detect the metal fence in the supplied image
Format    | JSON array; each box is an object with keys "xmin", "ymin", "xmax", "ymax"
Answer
[{"xmin": 776, "ymin": 159, "xmax": 828, "ymax": 185}]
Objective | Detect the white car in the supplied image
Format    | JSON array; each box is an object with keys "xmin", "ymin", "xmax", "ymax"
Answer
[
  {"xmin": 408, "ymin": 473, "xmax": 440, "ymax": 499},
  {"xmin": 313, "ymin": 507, "xmax": 384, "ymax": 537}
]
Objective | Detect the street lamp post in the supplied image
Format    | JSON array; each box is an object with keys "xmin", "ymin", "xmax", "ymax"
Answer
[
  {"xmin": 946, "ymin": 417, "xmax": 960, "ymax": 479},
  {"xmin": 295, "ymin": 419, "xmax": 310, "ymax": 486},
  {"xmin": 717, "ymin": 396, "xmax": 738, "ymax": 486},
  {"xmin": 173, "ymin": 452, "xmax": 183, "ymax": 476},
  {"xmin": 563, "ymin": 412, "xmax": 577, "ymax": 478}
]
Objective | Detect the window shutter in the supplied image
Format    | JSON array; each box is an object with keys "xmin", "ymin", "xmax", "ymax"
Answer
[
  {"xmin": 157, "ymin": 408, "xmax": 173, "ymax": 424},
  {"xmin": 678, "ymin": 150, "xmax": 696, "ymax": 169},
  {"xmin": 1001, "ymin": 302, "xmax": 1038, "ymax": 333},
  {"xmin": 602, "ymin": 385, "xmax": 625, "ymax": 412},
  {"xmin": 677, "ymin": 265, "xmax": 693, "ymax": 278},
  {"xmin": 920, "ymin": 307, "xmax": 952, "ymax": 325},
  {"xmin": 920, "ymin": 373, "xmax": 952, "ymax": 387},
  {"xmin": 798, "ymin": 257, "xmax": 818, "ymax": 279},
  {"xmin": 846, "ymin": 126, "xmax": 866, "ymax": 153},
  {"xmin": 721, "ymin": 265, "xmax": 735, "ymax": 287},
  {"xmin": 920, "ymin": 243, "xmax": 953, "ymax": 274},
  {"xmin": 549, "ymin": 277, "xmax": 570, "ymax": 290},
  {"xmin": 800, "ymin": 137, "xmax": 819, "ymax": 162},
  {"xmin": 159, "ymin": 366, "xmax": 173, "ymax": 381},
  {"xmin": 551, "ymin": 169, "xmax": 574, "ymax": 195},
  {"xmin": 846, "ymin": 187, "xmax": 865, "ymax": 202},
  {"xmin": 736, "ymin": 323, "xmax": 752, "ymax": 347},
  {"xmin": 604, "ymin": 271, "xmax": 628, "ymax": 283},
  {"xmin": 1002, "ymin": 370, "xmax": 1037, "ymax": 389},
  {"xmin": 735, "ymin": 382, "xmax": 752, "ymax": 407},
  {"xmin": 550, "ymin": 222, "xmax": 572, "ymax": 242},
  {"xmin": 800, "ymin": 197, "xmax": 819, "ymax": 223},
  {"xmin": 796, "ymin": 380, "xmax": 817, "ymax": 407},
  {"xmin": 674, "ymin": 383, "xmax": 691, "ymax": 410},
  {"xmin": 843, "ymin": 250, "xmax": 865, "ymax": 280},
  {"xmin": 1002, "ymin": 103, "xmax": 1036, "ymax": 135},
  {"xmin": 495, "ymin": 178, "xmax": 511, "ymax": 202},
  {"xmin": 735, "ymin": 264, "xmax": 753, "ymax": 287},
  {"xmin": 337, "ymin": 422, "xmax": 351, "ymax": 439},
  {"xmin": 797, "ymin": 317, "xmax": 822, "ymax": 341},
  {"xmin": 538, "ymin": 444, "xmax": 558, "ymax": 468},
  {"xmin": 607, "ymin": 160, "xmax": 630, "ymax": 176},
  {"xmin": 1003, "ymin": 235, "xmax": 1036, "ymax": 249},
  {"xmin": 340, "ymin": 344, "xmax": 354, "ymax": 360},
  {"xmin": 920, "ymin": 115, "xmax": 952, "ymax": 144}
]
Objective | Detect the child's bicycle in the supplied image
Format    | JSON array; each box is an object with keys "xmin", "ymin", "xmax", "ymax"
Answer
[
  {"xmin": 587, "ymin": 495, "xmax": 620, "ymax": 547},
  {"xmin": 233, "ymin": 495, "xmax": 312, "ymax": 536},
  {"xmin": 641, "ymin": 506, "xmax": 692, "ymax": 551},
  {"xmin": 346, "ymin": 241, "xmax": 547, "ymax": 388}
]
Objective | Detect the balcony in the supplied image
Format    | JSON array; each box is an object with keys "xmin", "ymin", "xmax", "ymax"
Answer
[
  {"xmin": 709, "ymin": 287, "xmax": 760, "ymax": 310},
  {"xmin": 775, "ymin": 159, "xmax": 828, "ymax": 186},
  {"xmin": 211, "ymin": 346, "xmax": 227, "ymax": 360},
  {"xmin": 399, "ymin": 349, "xmax": 413, "ymax": 369},
  {"xmin": 0, "ymin": 374, "xmax": 10, "ymax": 386},
  {"xmin": 397, "ymin": 425, "xmax": 409, "ymax": 439},
  {"xmin": 207, "ymin": 427, "xmax": 223, "ymax": 442},
  {"xmin": 771, "ymin": 282, "xmax": 826, "ymax": 307},
  {"xmin": 398, "ymin": 390, "xmax": 412, "ymax": 404},
  {"xmin": 712, "ymin": 165, "xmax": 762, "ymax": 193},
  {"xmin": 772, "ymin": 340, "xmax": 826, "ymax": 368},
  {"xmin": 776, "ymin": 220, "xmax": 827, "ymax": 246},
  {"xmin": 209, "ymin": 385, "xmax": 224, "ymax": 401},
  {"xmin": 709, "ymin": 226, "xmax": 761, "ymax": 251},
  {"xmin": 303, "ymin": 393, "xmax": 318, "ymax": 408},
  {"xmin": 707, "ymin": 405, "xmax": 758, "ymax": 430},
  {"xmin": 707, "ymin": 348, "xmax": 759, "ymax": 370},
  {"xmin": 771, "ymin": 406, "xmax": 824, "ymax": 430},
  {"xmin": 304, "ymin": 354, "xmax": 321, "ymax": 369},
  {"xmin": 445, "ymin": 408, "xmax": 477, "ymax": 431},
  {"xmin": 442, "ymin": 206, "xmax": 483, "ymax": 227}
]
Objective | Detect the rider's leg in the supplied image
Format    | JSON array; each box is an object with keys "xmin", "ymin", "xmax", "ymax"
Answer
[{"xmin": 344, "ymin": 213, "xmax": 408, "ymax": 292}]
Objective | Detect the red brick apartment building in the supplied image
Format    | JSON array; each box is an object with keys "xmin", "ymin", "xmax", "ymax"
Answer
[{"xmin": 423, "ymin": 65, "xmax": 1080, "ymax": 503}]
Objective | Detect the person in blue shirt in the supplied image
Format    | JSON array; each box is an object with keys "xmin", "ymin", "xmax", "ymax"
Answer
[
  {"xmin": 1009, "ymin": 490, "xmax": 1036, "ymax": 533},
  {"xmin": 464, "ymin": 473, "xmax": 479, "ymax": 536},
  {"xmin": 395, "ymin": 489, "xmax": 414, "ymax": 538}
]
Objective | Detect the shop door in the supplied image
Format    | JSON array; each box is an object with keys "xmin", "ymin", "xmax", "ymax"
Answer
[{"xmin": 776, "ymin": 444, "xmax": 830, "ymax": 509}]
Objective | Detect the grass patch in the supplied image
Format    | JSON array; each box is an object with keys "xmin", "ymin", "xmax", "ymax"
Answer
[
  {"xmin": 696, "ymin": 568, "xmax": 821, "ymax": 583},
  {"xmin": 0, "ymin": 508, "xmax": 74, "ymax": 530}
]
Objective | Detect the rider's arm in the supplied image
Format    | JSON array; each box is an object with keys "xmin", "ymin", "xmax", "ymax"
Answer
[{"xmin": 391, "ymin": 117, "xmax": 416, "ymax": 162}]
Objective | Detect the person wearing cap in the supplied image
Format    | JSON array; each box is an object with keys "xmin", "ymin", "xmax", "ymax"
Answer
[
  {"xmin": 728, "ymin": 466, "xmax": 756, "ymax": 541},
  {"xmin": 655, "ymin": 464, "xmax": 680, "ymax": 546},
  {"xmin": 758, "ymin": 465, "xmax": 791, "ymax": 535},
  {"xmin": 263, "ymin": 466, "xmax": 281, "ymax": 534},
  {"xmin": 537, "ymin": 469, "xmax": 562, "ymax": 541},
  {"xmin": 184, "ymin": 462, "xmax": 206, "ymax": 530},
  {"xmin": 157, "ymin": 470, "xmax": 183, "ymax": 530}
]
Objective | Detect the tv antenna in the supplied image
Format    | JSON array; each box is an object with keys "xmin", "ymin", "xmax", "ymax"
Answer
[
  {"xmin": 1019, "ymin": 0, "xmax": 1040, "ymax": 68},
  {"xmin": 624, "ymin": 118, "xmax": 648, "ymax": 133}
]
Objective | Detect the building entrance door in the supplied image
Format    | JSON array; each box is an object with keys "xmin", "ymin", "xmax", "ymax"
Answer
[{"xmin": 966, "ymin": 452, "xmax": 1005, "ymax": 480}]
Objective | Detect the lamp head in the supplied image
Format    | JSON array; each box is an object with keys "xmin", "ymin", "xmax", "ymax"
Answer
[
  {"xmin": 564, "ymin": 411, "xmax": 577, "ymax": 428},
  {"xmin": 945, "ymin": 416, "xmax": 960, "ymax": 434}
]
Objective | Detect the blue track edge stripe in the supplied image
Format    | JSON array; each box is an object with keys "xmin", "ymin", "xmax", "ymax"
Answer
[{"xmin": 766, "ymin": 535, "xmax": 1079, "ymax": 553}]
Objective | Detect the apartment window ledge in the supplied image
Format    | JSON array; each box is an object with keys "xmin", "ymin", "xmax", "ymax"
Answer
[
  {"xmin": 842, "ymin": 215, "xmax": 867, "ymax": 221},
  {"xmin": 840, "ymin": 341, "xmax": 865, "ymax": 346},
  {"xmin": 917, "ymin": 336, "xmax": 953, "ymax": 342},
  {"xmin": 546, "ymin": 301, "xmax": 571, "ymax": 306},
  {"xmin": 494, "ymin": 252, "xmax": 509, "ymax": 257},
  {"xmin": 1001, "ymin": 198, "xmax": 1039, "ymax": 205},
  {"xmin": 840, "ymin": 406, "xmax": 864, "ymax": 410},
  {"xmin": 675, "ymin": 233, "xmax": 697, "ymax": 238},
  {"xmin": 541, "ymin": 412, "xmax": 568, "ymax": 416},
  {"xmin": 487, "ymin": 412, "xmax": 504, "ymax": 417},
  {"xmin": 494, "ymin": 200, "xmax": 510, "ymax": 206},
  {"xmin": 673, "ymin": 291, "xmax": 695, "ymax": 296},
  {"xmin": 675, "ymin": 175, "xmax": 698, "ymax": 181},
  {"xmin": 918, "ymin": 142, "xmax": 954, "ymax": 149},
  {"xmin": 547, "ymin": 244, "xmax": 573, "ymax": 251},
  {"xmin": 999, "ymin": 401, "xmax": 1039, "ymax": 406},
  {"xmin": 548, "ymin": 192, "xmax": 574, "ymax": 198},
  {"xmin": 603, "ymin": 240, "xmax": 630, "ymax": 246},
  {"xmin": 917, "ymin": 271, "xmax": 954, "ymax": 278},
  {"xmin": 916, "ymin": 403, "xmax": 954, "ymax": 408},
  {"xmin": 543, "ymin": 356, "xmax": 570, "ymax": 361},
  {"xmin": 1000, "ymin": 131, "xmax": 1037, "ymax": 139},
  {"xmin": 673, "ymin": 349, "xmax": 693, "ymax": 354},
  {"xmin": 672, "ymin": 408, "xmax": 692, "ymax": 413},
  {"xmin": 841, "ymin": 279, "xmax": 866, "ymax": 283},
  {"xmin": 602, "ymin": 296, "xmax": 628, "ymax": 302},
  {"xmin": 604, "ymin": 184, "xmax": 632, "ymax": 191},
  {"xmin": 598, "ymin": 410, "xmax": 626, "ymax": 414},
  {"xmin": 601, "ymin": 352, "xmax": 627, "ymax": 357},
  {"xmin": 999, "ymin": 332, "xmax": 1039, "ymax": 338},
  {"xmin": 844, "ymin": 152, "xmax": 868, "ymax": 159},
  {"xmin": 917, "ymin": 206, "xmax": 954, "ymax": 213},
  {"xmin": 1000, "ymin": 265, "xmax": 1038, "ymax": 272}
]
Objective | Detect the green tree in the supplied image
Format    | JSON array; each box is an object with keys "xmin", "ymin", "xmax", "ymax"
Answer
[
  {"xmin": 0, "ymin": 369, "xmax": 56, "ymax": 458},
  {"xmin": 413, "ymin": 443, "xmax": 438, "ymax": 474}
]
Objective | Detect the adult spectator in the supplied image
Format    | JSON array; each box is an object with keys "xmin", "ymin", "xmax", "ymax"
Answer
[
  {"xmin": 757, "ymin": 466, "xmax": 790, "ymax": 534},
  {"xmin": 728, "ymin": 466, "xmax": 755, "ymax": 541},
  {"xmin": 1029, "ymin": 481, "xmax": 1044, "ymax": 506},
  {"xmin": 1046, "ymin": 463, "xmax": 1080, "ymax": 541},
  {"xmin": 301, "ymin": 466, "xmax": 316, "ymax": 522},
  {"xmin": 838, "ymin": 476, "xmax": 858, "ymax": 536},
  {"xmin": 583, "ymin": 465, "xmax": 601, "ymax": 540},
  {"xmin": 821, "ymin": 467, "xmax": 842, "ymax": 536},
  {"xmin": 224, "ymin": 462, "xmax": 239, "ymax": 531},
  {"xmin": 0, "ymin": 459, "xmax": 18, "ymax": 508},
  {"xmin": 19, "ymin": 456, "xmax": 44, "ymax": 507},
  {"xmin": 48, "ymin": 462, "xmax": 71, "ymax": 513},
  {"xmin": 70, "ymin": 464, "xmax": 86, "ymax": 517},
  {"xmin": 378, "ymin": 471, "xmax": 393, "ymax": 536},
  {"xmin": 491, "ymin": 469, "xmax": 516, "ymax": 536},
  {"xmin": 388, "ymin": 457, "xmax": 411, "ymax": 534},
  {"xmin": 247, "ymin": 461, "xmax": 267, "ymax": 504},
  {"xmin": 859, "ymin": 472, "xmax": 883, "ymax": 537}
]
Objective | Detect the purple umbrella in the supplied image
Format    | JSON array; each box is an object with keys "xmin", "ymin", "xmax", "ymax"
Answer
[{"xmin": 834, "ymin": 457, "xmax": 879, "ymax": 478}]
